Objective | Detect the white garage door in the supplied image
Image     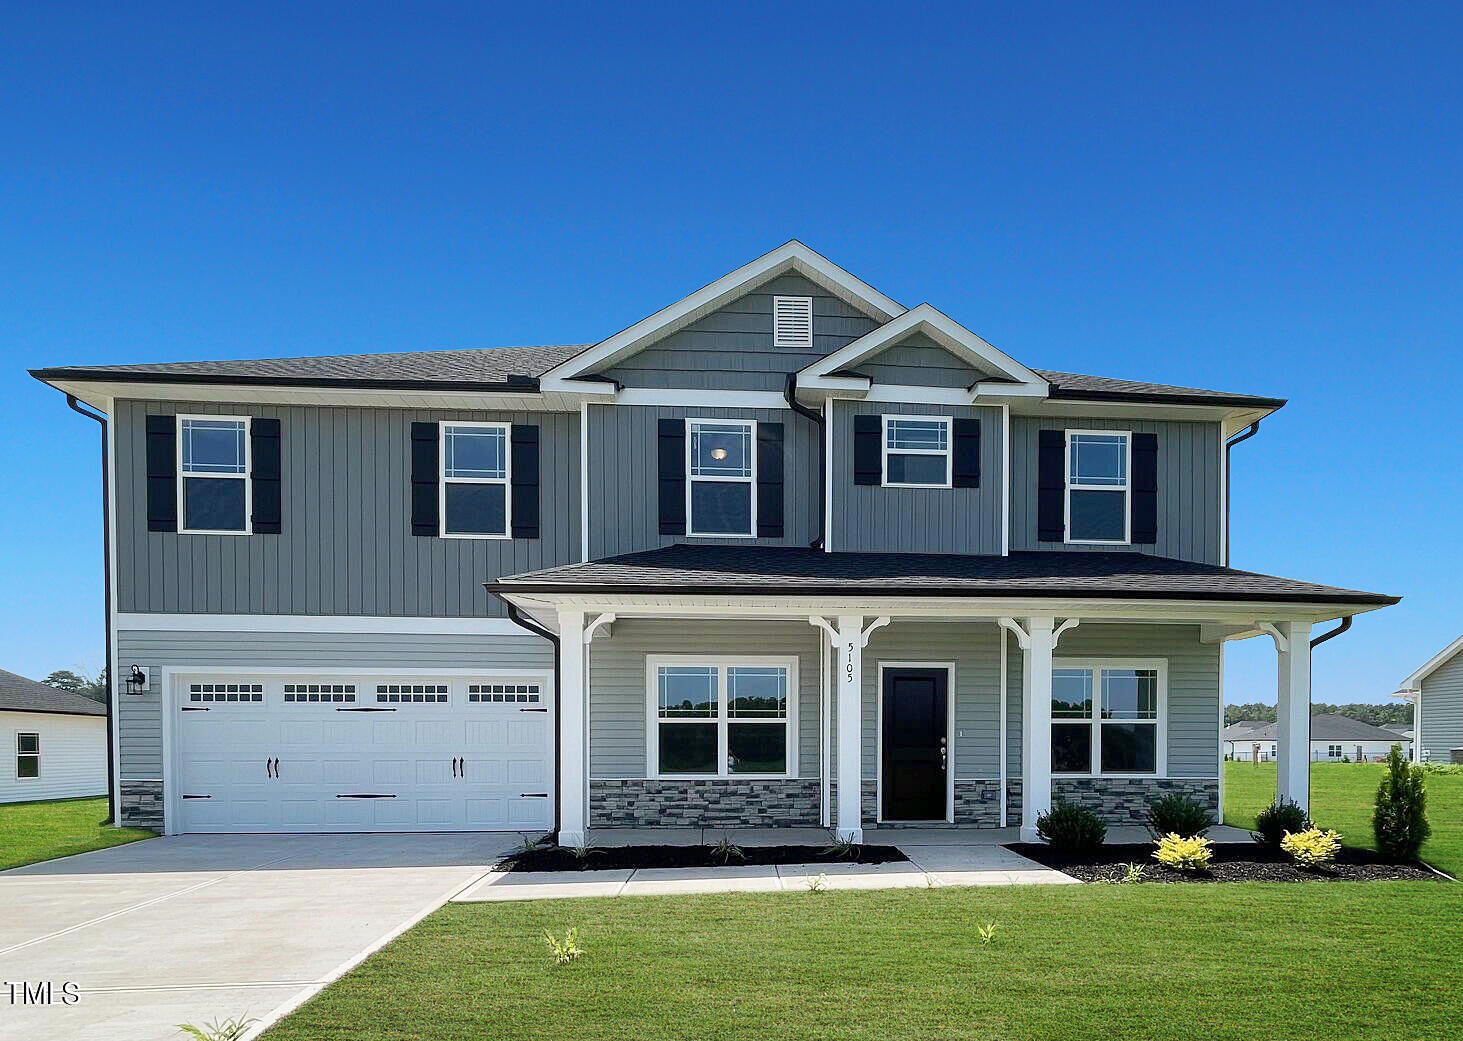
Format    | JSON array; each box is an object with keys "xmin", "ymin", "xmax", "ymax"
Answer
[{"xmin": 173, "ymin": 675, "xmax": 553, "ymax": 833}]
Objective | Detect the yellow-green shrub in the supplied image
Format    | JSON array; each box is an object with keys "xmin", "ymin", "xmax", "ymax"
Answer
[
  {"xmin": 1281, "ymin": 828, "xmax": 1342, "ymax": 867},
  {"xmin": 1152, "ymin": 833, "xmax": 1213, "ymax": 872}
]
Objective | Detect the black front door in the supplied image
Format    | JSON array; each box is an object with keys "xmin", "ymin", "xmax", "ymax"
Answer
[{"xmin": 881, "ymin": 668, "xmax": 948, "ymax": 821}]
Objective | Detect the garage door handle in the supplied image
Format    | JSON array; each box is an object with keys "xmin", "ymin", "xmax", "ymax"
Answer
[
  {"xmin": 181, "ymin": 794, "xmax": 212, "ymax": 800},
  {"xmin": 181, "ymin": 706, "xmax": 210, "ymax": 712},
  {"xmin": 336, "ymin": 793, "xmax": 396, "ymax": 799},
  {"xmin": 520, "ymin": 707, "xmax": 547, "ymax": 713},
  {"xmin": 521, "ymin": 792, "xmax": 548, "ymax": 798},
  {"xmin": 336, "ymin": 706, "xmax": 396, "ymax": 712}
]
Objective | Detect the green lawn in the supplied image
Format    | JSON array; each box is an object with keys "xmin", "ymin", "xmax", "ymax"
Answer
[
  {"xmin": 0, "ymin": 796, "xmax": 154, "ymax": 871},
  {"xmin": 264, "ymin": 883, "xmax": 1463, "ymax": 1041},
  {"xmin": 1223, "ymin": 761, "xmax": 1463, "ymax": 876}
]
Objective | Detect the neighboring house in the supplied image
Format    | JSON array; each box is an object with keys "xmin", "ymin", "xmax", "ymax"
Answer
[
  {"xmin": 1399, "ymin": 636, "xmax": 1463, "ymax": 763},
  {"xmin": 1223, "ymin": 714, "xmax": 1409, "ymax": 763},
  {"xmin": 30, "ymin": 241, "xmax": 1400, "ymax": 843},
  {"xmin": 0, "ymin": 669, "xmax": 108, "ymax": 804}
]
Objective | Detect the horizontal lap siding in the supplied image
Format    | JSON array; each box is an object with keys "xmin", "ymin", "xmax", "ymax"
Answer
[
  {"xmin": 586, "ymin": 619, "xmax": 821, "ymax": 779},
  {"xmin": 1008, "ymin": 414, "xmax": 1221, "ymax": 564},
  {"xmin": 0, "ymin": 712, "xmax": 108, "ymax": 803},
  {"xmin": 587, "ymin": 405, "xmax": 821, "ymax": 559},
  {"xmin": 1421, "ymin": 653, "xmax": 1463, "ymax": 761},
  {"xmin": 858, "ymin": 334, "xmax": 992, "ymax": 389},
  {"xmin": 114, "ymin": 400, "xmax": 580, "ymax": 617},
  {"xmin": 603, "ymin": 274, "xmax": 880, "ymax": 391},
  {"xmin": 831, "ymin": 400, "xmax": 1003, "ymax": 554},
  {"xmin": 115, "ymin": 630, "xmax": 553, "ymax": 778}
]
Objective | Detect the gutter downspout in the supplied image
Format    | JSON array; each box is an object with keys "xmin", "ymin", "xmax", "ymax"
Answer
[
  {"xmin": 784, "ymin": 372, "xmax": 825, "ymax": 549},
  {"xmin": 1223, "ymin": 421, "xmax": 1262, "ymax": 566},
  {"xmin": 66, "ymin": 395, "xmax": 115, "ymax": 826},
  {"xmin": 499, "ymin": 598, "xmax": 561, "ymax": 841},
  {"xmin": 1300, "ymin": 615, "xmax": 1353, "ymax": 786}
]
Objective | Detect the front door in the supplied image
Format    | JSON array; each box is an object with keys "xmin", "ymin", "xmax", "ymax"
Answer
[{"xmin": 881, "ymin": 668, "xmax": 948, "ymax": 821}]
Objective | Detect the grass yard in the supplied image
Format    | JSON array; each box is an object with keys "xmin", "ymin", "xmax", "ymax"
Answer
[
  {"xmin": 0, "ymin": 796, "xmax": 153, "ymax": 871},
  {"xmin": 263, "ymin": 882, "xmax": 1463, "ymax": 1041},
  {"xmin": 1223, "ymin": 761, "xmax": 1463, "ymax": 876}
]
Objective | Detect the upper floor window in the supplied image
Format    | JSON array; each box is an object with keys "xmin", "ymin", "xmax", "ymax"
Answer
[
  {"xmin": 1066, "ymin": 431, "xmax": 1129, "ymax": 544},
  {"xmin": 883, "ymin": 417, "xmax": 951, "ymax": 487},
  {"xmin": 16, "ymin": 732, "xmax": 39, "ymax": 779},
  {"xmin": 179, "ymin": 417, "xmax": 250, "ymax": 534},
  {"xmin": 687, "ymin": 419, "xmax": 755, "ymax": 537},
  {"xmin": 441, "ymin": 422, "xmax": 510, "ymax": 538},
  {"xmin": 772, "ymin": 296, "xmax": 813, "ymax": 348},
  {"xmin": 1051, "ymin": 661, "xmax": 1165, "ymax": 776}
]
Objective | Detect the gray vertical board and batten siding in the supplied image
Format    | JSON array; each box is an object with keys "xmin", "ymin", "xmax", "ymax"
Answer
[
  {"xmin": 114, "ymin": 629, "xmax": 553, "ymax": 778},
  {"xmin": 586, "ymin": 404, "xmax": 822, "ymax": 559},
  {"xmin": 1420, "ymin": 652, "xmax": 1463, "ymax": 761},
  {"xmin": 1008, "ymin": 414, "xmax": 1222, "ymax": 564},
  {"xmin": 113, "ymin": 399, "xmax": 580, "ymax": 617},
  {"xmin": 829, "ymin": 400, "xmax": 1004, "ymax": 555},
  {"xmin": 602, "ymin": 273, "xmax": 882, "ymax": 390}
]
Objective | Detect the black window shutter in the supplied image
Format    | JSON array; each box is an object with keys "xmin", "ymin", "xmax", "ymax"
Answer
[
  {"xmin": 410, "ymin": 422, "xmax": 439, "ymax": 537},
  {"xmin": 510, "ymin": 425, "xmax": 540, "ymax": 539},
  {"xmin": 250, "ymin": 418, "xmax": 282, "ymax": 534},
  {"xmin": 1131, "ymin": 432, "xmax": 1159, "ymax": 545},
  {"xmin": 952, "ymin": 418, "xmax": 981, "ymax": 488},
  {"xmin": 1037, "ymin": 429, "xmax": 1065, "ymax": 542},
  {"xmin": 657, "ymin": 418, "xmax": 686, "ymax": 535},
  {"xmin": 145, "ymin": 415, "xmax": 177, "ymax": 533},
  {"xmin": 756, "ymin": 422, "xmax": 784, "ymax": 539},
  {"xmin": 853, "ymin": 414, "xmax": 882, "ymax": 485}
]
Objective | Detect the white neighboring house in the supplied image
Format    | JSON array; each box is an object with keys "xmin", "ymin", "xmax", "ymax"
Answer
[
  {"xmin": 0, "ymin": 669, "xmax": 108, "ymax": 804},
  {"xmin": 1224, "ymin": 714, "xmax": 1411, "ymax": 763}
]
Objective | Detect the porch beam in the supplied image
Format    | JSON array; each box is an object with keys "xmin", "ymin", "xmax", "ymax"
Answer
[
  {"xmin": 1274, "ymin": 620, "xmax": 1313, "ymax": 811},
  {"xmin": 1021, "ymin": 615, "xmax": 1057, "ymax": 842},
  {"xmin": 557, "ymin": 609, "xmax": 588, "ymax": 847}
]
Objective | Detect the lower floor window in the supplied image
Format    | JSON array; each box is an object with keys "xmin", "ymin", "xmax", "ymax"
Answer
[
  {"xmin": 1051, "ymin": 660, "xmax": 1165, "ymax": 775},
  {"xmin": 16, "ymin": 733, "xmax": 39, "ymax": 779},
  {"xmin": 652, "ymin": 659, "xmax": 794, "ymax": 777},
  {"xmin": 1328, "ymin": 744, "xmax": 1343, "ymax": 759}
]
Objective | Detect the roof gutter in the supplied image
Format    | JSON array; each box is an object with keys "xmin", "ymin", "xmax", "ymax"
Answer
[
  {"xmin": 498, "ymin": 599, "xmax": 561, "ymax": 843},
  {"xmin": 31, "ymin": 369, "xmax": 542, "ymax": 394},
  {"xmin": 1224, "ymin": 420, "xmax": 1263, "ymax": 566},
  {"xmin": 65, "ymin": 394, "xmax": 116, "ymax": 827},
  {"xmin": 783, "ymin": 372, "xmax": 825, "ymax": 548}
]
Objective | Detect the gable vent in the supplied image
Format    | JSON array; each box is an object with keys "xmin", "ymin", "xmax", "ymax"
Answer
[{"xmin": 773, "ymin": 295, "xmax": 814, "ymax": 348}]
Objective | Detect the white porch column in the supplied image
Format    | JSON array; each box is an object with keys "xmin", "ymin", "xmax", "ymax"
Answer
[
  {"xmin": 1020, "ymin": 616, "xmax": 1057, "ymax": 842},
  {"xmin": 835, "ymin": 614, "xmax": 865, "ymax": 842},
  {"xmin": 557, "ymin": 609, "xmax": 587, "ymax": 848},
  {"xmin": 1274, "ymin": 620, "xmax": 1313, "ymax": 811}
]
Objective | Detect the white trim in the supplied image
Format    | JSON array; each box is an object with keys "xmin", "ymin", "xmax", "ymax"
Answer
[
  {"xmin": 859, "ymin": 385, "xmax": 977, "ymax": 407},
  {"xmin": 880, "ymin": 415, "xmax": 953, "ymax": 489},
  {"xmin": 613, "ymin": 389, "xmax": 792, "ymax": 409},
  {"xmin": 540, "ymin": 240, "xmax": 904, "ymax": 387},
  {"xmin": 1064, "ymin": 429, "xmax": 1132, "ymax": 546},
  {"xmin": 797, "ymin": 303, "xmax": 1049, "ymax": 394},
  {"xmin": 1000, "ymin": 403, "xmax": 1010, "ymax": 556},
  {"xmin": 772, "ymin": 295, "xmax": 814, "ymax": 348},
  {"xmin": 822, "ymin": 398, "xmax": 834, "ymax": 552},
  {"xmin": 439, "ymin": 420, "xmax": 511, "ymax": 540},
  {"xmin": 1217, "ymin": 640, "xmax": 1226, "ymax": 818},
  {"xmin": 1400, "ymin": 631, "xmax": 1463, "ymax": 690},
  {"xmin": 14, "ymin": 730, "xmax": 41, "ymax": 782},
  {"xmin": 685, "ymin": 417, "xmax": 757, "ymax": 538},
  {"xmin": 115, "ymin": 613, "xmax": 535, "ymax": 636},
  {"xmin": 645, "ymin": 655, "xmax": 799, "ymax": 780},
  {"xmin": 998, "ymin": 631, "xmax": 1008, "ymax": 827},
  {"xmin": 819, "ymin": 637, "xmax": 831, "ymax": 828},
  {"xmin": 874, "ymin": 661, "xmax": 956, "ymax": 824},
  {"xmin": 579, "ymin": 400, "xmax": 590, "ymax": 562},
  {"xmin": 176, "ymin": 414, "xmax": 252, "ymax": 536},
  {"xmin": 1049, "ymin": 657, "xmax": 1169, "ymax": 778}
]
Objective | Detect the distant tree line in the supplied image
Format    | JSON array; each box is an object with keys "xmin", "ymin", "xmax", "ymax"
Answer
[
  {"xmin": 1224, "ymin": 700, "xmax": 1413, "ymax": 729},
  {"xmin": 41, "ymin": 667, "xmax": 108, "ymax": 704}
]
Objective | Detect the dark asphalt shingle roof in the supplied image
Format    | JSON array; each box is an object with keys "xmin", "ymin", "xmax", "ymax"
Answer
[
  {"xmin": 491, "ymin": 545, "xmax": 1398, "ymax": 605},
  {"xmin": 32, "ymin": 349, "xmax": 1284, "ymax": 408},
  {"xmin": 1225, "ymin": 715, "xmax": 1411, "ymax": 743},
  {"xmin": 0, "ymin": 669, "xmax": 107, "ymax": 716}
]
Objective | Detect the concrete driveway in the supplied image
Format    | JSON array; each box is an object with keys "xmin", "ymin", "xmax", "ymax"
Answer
[{"xmin": 0, "ymin": 832, "xmax": 519, "ymax": 1041}]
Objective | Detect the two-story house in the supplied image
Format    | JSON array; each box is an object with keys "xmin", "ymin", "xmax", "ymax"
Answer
[{"xmin": 32, "ymin": 241, "xmax": 1398, "ymax": 845}]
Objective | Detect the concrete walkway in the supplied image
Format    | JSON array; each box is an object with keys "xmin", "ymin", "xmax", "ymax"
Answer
[{"xmin": 0, "ymin": 832, "xmax": 523, "ymax": 1041}]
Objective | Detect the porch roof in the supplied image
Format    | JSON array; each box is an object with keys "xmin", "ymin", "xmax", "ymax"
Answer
[{"xmin": 492, "ymin": 545, "xmax": 1399, "ymax": 607}]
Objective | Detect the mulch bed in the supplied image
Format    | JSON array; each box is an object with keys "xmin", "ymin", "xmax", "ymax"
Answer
[
  {"xmin": 1008, "ymin": 842, "xmax": 1444, "ymax": 884},
  {"xmin": 498, "ymin": 843, "xmax": 908, "ymax": 873}
]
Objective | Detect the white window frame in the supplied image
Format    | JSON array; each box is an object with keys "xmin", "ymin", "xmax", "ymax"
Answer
[
  {"xmin": 645, "ymin": 655, "xmax": 799, "ymax": 779},
  {"xmin": 772, "ymin": 295, "xmax": 814, "ymax": 348},
  {"xmin": 1328, "ymin": 744, "xmax": 1343, "ymax": 759},
  {"xmin": 1064, "ymin": 429, "xmax": 1131, "ymax": 545},
  {"xmin": 1050, "ymin": 657, "xmax": 1167, "ymax": 778},
  {"xmin": 685, "ymin": 418, "xmax": 757, "ymax": 538},
  {"xmin": 881, "ymin": 415, "xmax": 953, "ymax": 489},
  {"xmin": 177, "ymin": 415, "xmax": 252, "ymax": 536},
  {"xmin": 439, "ymin": 421, "xmax": 512, "ymax": 540},
  {"xmin": 16, "ymin": 732, "xmax": 39, "ymax": 780}
]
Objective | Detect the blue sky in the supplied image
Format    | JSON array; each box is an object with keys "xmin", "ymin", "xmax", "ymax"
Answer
[{"xmin": 2, "ymin": 2, "xmax": 1459, "ymax": 705}]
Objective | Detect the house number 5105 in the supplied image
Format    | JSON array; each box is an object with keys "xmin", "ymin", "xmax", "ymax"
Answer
[{"xmin": 845, "ymin": 641, "xmax": 856, "ymax": 682}]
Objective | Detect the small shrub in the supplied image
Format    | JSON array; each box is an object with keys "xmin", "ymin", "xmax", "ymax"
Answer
[
  {"xmin": 1373, "ymin": 745, "xmax": 1431, "ymax": 861},
  {"xmin": 568, "ymin": 844, "xmax": 603, "ymax": 861},
  {"xmin": 1153, "ymin": 833, "xmax": 1214, "ymax": 872},
  {"xmin": 977, "ymin": 921, "xmax": 997, "ymax": 945},
  {"xmin": 710, "ymin": 837, "xmax": 747, "ymax": 864},
  {"xmin": 1281, "ymin": 827, "xmax": 1342, "ymax": 868},
  {"xmin": 1147, "ymin": 793, "xmax": 1214, "ymax": 837},
  {"xmin": 806, "ymin": 872, "xmax": 828, "ymax": 892},
  {"xmin": 820, "ymin": 835, "xmax": 864, "ymax": 861},
  {"xmin": 1252, "ymin": 798, "xmax": 1310, "ymax": 849},
  {"xmin": 1035, "ymin": 801, "xmax": 1106, "ymax": 854},
  {"xmin": 543, "ymin": 927, "xmax": 584, "ymax": 966},
  {"xmin": 1117, "ymin": 861, "xmax": 1146, "ymax": 884},
  {"xmin": 177, "ymin": 1019, "xmax": 257, "ymax": 1041}
]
